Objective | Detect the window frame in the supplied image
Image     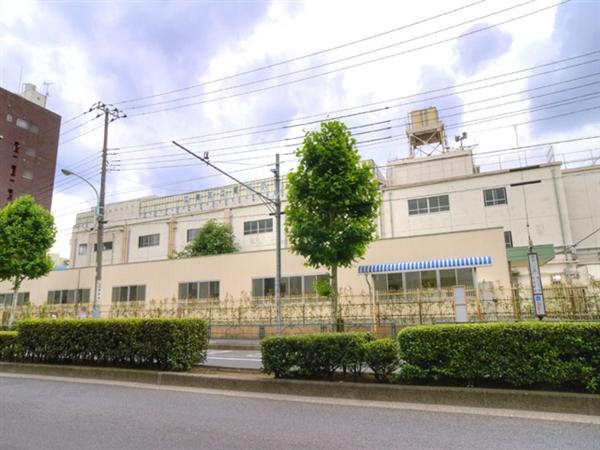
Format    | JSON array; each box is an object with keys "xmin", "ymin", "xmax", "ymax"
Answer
[
  {"xmin": 483, "ymin": 187, "xmax": 508, "ymax": 207},
  {"xmin": 408, "ymin": 195, "xmax": 450, "ymax": 215},
  {"xmin": 138, "ymin": 233, "xmax": 160, "ymax": 248}
]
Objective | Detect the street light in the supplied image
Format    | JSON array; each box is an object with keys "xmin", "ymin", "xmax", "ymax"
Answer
[{"xmin": 61, "ymin": 168, "xmax": 102, "ymax": 318}]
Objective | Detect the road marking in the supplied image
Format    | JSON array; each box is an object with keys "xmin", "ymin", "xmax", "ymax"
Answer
[
  {"xmin": 207, "ymin": 356, "xmax": 262, "ymax": 362},
  {"xmin": 2, "ymin": 373, "xmax": 599, "ymax": 425}
]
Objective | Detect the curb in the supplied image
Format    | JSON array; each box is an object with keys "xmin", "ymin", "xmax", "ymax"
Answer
[{"xmin": 1, "ymin": 362, "xmax": 598, "ymax": 416}]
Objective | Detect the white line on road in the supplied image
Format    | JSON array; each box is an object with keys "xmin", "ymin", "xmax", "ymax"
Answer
[{"xmin": 1, "ymin": 372, "xmax": 598, "ymax": 426}]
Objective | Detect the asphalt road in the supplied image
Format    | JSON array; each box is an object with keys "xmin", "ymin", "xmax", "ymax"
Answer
[
  {"xmin": 204, "ymin": 349, "xmax": 262, "ymax": 369},
  {"xmin": 1, "ymin": 376, "xmax": 599, "ymax": 450}
]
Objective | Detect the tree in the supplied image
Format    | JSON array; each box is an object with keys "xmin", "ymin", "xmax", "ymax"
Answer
[
  {"xmin": 0, "ymin": 195, "xmax": 56, "ymax": 327},
  {"xmin": 285, "ymin": 120, "xmax": 381, "ymax": 325},
  {"xmin": 175, "ymin": 220, "xmax": 238, "ymax": 258}
]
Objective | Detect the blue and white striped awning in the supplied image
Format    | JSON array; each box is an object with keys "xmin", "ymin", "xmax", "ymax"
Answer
[{"xmin": 357, "ymin": 256, "xmax": 492, "ymax": 274}]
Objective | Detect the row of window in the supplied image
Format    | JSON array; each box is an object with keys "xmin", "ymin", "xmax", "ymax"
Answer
[
  {"xmin": 244, "ymin": 219, "xmax": 273, "ymax": 235},
  {"xmin": 373, "ymin": 268, "xmax": 474, "ymax": 292},
  {"xmin": 252, "ymin": 274, "xmax": 329, "ymax": 298},
  {"xmin": 0, "ymin": 292, "xmax": 30, "ymax": 306},
  {"xmin": 407, "ymin": 188, "xmax": 508, "ymax": 216},
  {"xmin": 78, "ymin": 242, "xmax": 113, "ymax": 255},
  {"xmin": 47, "ymin": 289, "xmax": 91, "ymax": 305},
  {"xmin": 6, "ymin": 114, "xmax": 40, "ymax": 134}
]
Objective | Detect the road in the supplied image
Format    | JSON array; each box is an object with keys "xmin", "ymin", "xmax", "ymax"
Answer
[
  {"xmin": 1, "ymin": 376, "xmax": 598, "ymax": 450},
  {"xmin": 204, "ymin": 349, "xmax": 262, "ymax": 369}
]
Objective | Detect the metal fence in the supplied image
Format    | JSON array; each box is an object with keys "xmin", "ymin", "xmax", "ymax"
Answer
[{"xmin": 3, "ymin": 286, "xmax": 599, "ymax": 338}]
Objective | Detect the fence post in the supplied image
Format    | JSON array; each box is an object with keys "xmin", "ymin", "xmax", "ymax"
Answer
[{"xmin": 418, "ymin": 290, "xmax": 423, "ymax": 325}]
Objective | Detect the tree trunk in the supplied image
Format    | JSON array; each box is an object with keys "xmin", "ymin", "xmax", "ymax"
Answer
[
  {"xmin": 331, "ymin": 265, "xmax": 339, "ymax": 330},
  {"xmin": 8, "ymin": 277, "xmax": 22, "ymax": 328}
]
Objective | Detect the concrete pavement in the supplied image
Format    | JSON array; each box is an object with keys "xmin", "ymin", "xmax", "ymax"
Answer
[
  {"xmin": 205, "ymin": 349, "xmax": 262, "ymax": 369},
  {"xmin": 1, "ymin": 376, "xmax": 599, "ymax": 450}
]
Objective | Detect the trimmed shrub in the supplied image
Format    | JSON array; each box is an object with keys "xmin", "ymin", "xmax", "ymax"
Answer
[
  {"xmin": 261, "ymin": 332, "xmax": 373, "ymax": 379},
  {"xmin": 397, "ymin": 322, "xmax": 600, "ymax": 392},
  {"xmin": 13, "ymin": 318, "xmax": 209, "ymax": 371},
  {"xmin": 363, "ymin": 338, "xmax": 399, "ymax": 382},
  {"xmin": 0, "ymin": 331, "xmax": 18, "ymax": 360}
]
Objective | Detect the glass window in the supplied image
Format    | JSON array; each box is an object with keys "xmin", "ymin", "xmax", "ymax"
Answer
[
  {"xmin": 408, "ymin": 195, "xmax": 449, "ymax": 215},
  {"xmin": 138, "ymin": 233, "xmax": 160, "ymax": 247},
  {"xmin": 22, "ymin": 169, "xmax": 33, "ymax": 180},
  {"xmin": 252, "ymin": 279, "xmax": 264, "ymax": 297},
  {"xmin": 178, "ymin": 283, "xmax": 188, "ymax": 300},
  {"xmin": 189, "ymin": 282, "xmax": 200, "ymax": 300},
  {"xmin": 244, "ymin": 219, "xmax": 272, "ymax": 235},
  {"xmin": 186, "ymin": 228, "xmax": 199, "ymax": 242},
  {"xmin": 78, "ymin": 243, "xmax": 87, "ymax": 255},
  {"xmin": 388, "ymin": 273, "xmax": 403, "ymax": 291},
  {"xmin": 504, "ymin": 231, "xmax": 513, "ymax": 248},
  {"xmin": 304, "ymin": 275, "xmax": 317, "ymax": 295},
  {"xmin": 421, "ymin": 270, "xmax": 437, "ymax": 288},
  {"xmin": 25, "ymin": 147, "xmax": 36, "ymax": 157},
  {"xmin": 373, "ymin": 274, "xmax": 387, "ymax": 292},
  {"xmin": 456, "ymin": 268, "xmax": 474, "ymax": 288},
  {"xmin": 264, "ymin": 278, "xmax": 275, "ymax": 296},
  {"xmin": 440, "ymin": 269, "xmax": 457, "ymax": 288},
  {"xmin": 484, "ymin": 187, "xmax": 507, "ymax": 206},
  {"xmin": 405, "ymin": 272, "xmax": 420, "ymax": 289},
  {"xmin": 289, "ymin": 276, "xmax": 302, "ymax": 296},
  {"xmin": 209, "ymin": 281, "xmax": 220, "ymax": 299},
  {"xmin": 94, "ymin": 242, "xmax": 113, "ymax": 251}
]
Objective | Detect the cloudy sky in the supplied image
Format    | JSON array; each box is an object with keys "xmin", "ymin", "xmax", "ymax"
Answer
[{"xmin": 1, "ymin": 0, "xmax": 599, "ymax": 257}]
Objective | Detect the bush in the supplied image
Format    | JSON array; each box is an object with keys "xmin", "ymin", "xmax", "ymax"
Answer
[
  {"xmin": 0, "ymin": 331, "xmax": 18, "ymax": 360},
  {"xmin": 12, "ymin": 318, "xmax": 209, "ymax": 371},
  {"xmin": 261, "ymin": 332, "xmax": 373, "ymax": 379},
  {"xmin": 363, "ymin": 338, "xmax": 399, "ymax": 382},
  {"xmin": 397, "ymin": 322, "xmax": 600, "ymax": 392}
]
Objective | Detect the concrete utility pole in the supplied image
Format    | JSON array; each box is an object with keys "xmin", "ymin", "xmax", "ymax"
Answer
[
  {"xmin": 90, "ymin": 102, "xmax": 126, "ymax": 317},
  {"xmin": 171, "ymin": 141, "xmax": 284, "ymax": 333}
]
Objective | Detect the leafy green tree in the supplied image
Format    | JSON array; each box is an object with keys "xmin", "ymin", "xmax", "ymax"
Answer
[
  {"xmin": 0, "ymin": 195, "xmax": 56, "ymax": 327},
  {"xmin": 285, "ymin": 120, "xmax": 381, "ymax": 324},
  {"xmin": 175, "ymin": 220, "xmax": 238, "ymax": 258}
]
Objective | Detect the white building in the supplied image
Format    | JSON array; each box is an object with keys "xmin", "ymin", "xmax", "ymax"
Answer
[{"xmin": 68, "ymin": 109, "xmax": 600, "ymax": 287}]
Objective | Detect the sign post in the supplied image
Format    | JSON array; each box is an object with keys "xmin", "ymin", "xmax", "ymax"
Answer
[{"xmin": 528, "ymin": 252, "xmax": 546, "ymax": 319}]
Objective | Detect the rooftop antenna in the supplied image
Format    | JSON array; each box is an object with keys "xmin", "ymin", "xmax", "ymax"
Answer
[
  {"xmin": 43, "ymin": 81, "xmax": 54, "ymax": 97},
  {"xmin": 17, "ymin": 66, "xmax": 23, "ymax": 92}
]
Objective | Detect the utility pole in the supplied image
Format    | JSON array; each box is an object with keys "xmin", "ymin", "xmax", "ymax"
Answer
[
  {"xmin": 90, "ymin": 102, "xmax": 126, "ymax": 317},
  {"xmin": 172, "ymin": 141, "xmax": 284, "ymax": 333},
  {"xmin": 273, "ymin": 154, "xmax": 282, "ymax": 334}
]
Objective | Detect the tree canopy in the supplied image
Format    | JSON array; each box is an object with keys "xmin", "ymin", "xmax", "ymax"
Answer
[
  {"xmin": 0, "ymin": 195, "xmax": 56, "ymax": 325},
  {"xmin": 175, "ymin": 220, "xmax": 238, "ymax": 258},
  {"xmin": 285, "ymin": 120, "xmax": 381, "ymax": 321}
]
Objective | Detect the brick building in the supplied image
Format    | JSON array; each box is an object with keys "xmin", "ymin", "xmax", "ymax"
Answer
[{"xmin": 0, "ymin": 84, "xmax": 61, "ymax": 210}]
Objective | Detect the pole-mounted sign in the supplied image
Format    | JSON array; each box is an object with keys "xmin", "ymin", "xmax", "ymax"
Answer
[{"xmin": 528, "ymin": 252, "xmax": 546, "ymax": 319}]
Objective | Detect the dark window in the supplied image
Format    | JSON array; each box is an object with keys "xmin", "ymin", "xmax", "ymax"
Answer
[
  {"xmin": 0, "ymin": 292, "xmax": 29, "ymax": 306},
  {"xmin": 408, "ymin": 195, "xmax": 449, "ymax": 215},
  {"xmin": 46, "ymin": 289, "xmax": 90, "ymax": 305},
  {"xmin": 177, "ymin": 281, "xmax": 220, "ymax": 300},
  {"xmin": 252, "ymin": 274, "xmax": 328, "ymax": 298},
  {"xmin": 186, "ymin": 228, "xmax": 199, "ymax": 242},
  {"xmin": 138, "ymin": 233, "xmax": 160, "ymax": 247},
  {"xmin": 111, "ymin": 285, "xmax": 146, "ymax": 302},
  {"xmin": 7, "ymin": 189, "xmax": 13, "ymax": 201},
  {"xmin": 10, "ymin": 165, "xmax": 16, "ymax": 176},
  {"xmin": 484, "ymin": 187, "xmax": 507, "ymax": 206},
  {"xmin": 504, "ymin": 231, "xmax": 513, "ymax": 248},
  {"xmin": 78, "ymin": 244, "xmax": 88, "ymax": 255},
  {"xmin": 93, "ymin": 242, "xmax": 113, "ymax": 251}
]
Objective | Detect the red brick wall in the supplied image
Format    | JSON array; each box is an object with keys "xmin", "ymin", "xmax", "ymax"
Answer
[{"xmin": 0, "ymin": 87, "xmax": 61, "ymax": 210}]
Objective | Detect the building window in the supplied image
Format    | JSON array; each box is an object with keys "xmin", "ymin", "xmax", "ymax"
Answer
[
  {"xmin": 10, "ymin": 165, "xmax": 16, "ymax": 176},
  {"xmin": 244, "ymin": 218, "xmax": 273, "ymax": 235},
  {"xmin": 504, "ymin": 231, "xmax": 513, "ymax": 248},
  {"xmin": 25, "ymin": 147, "xmax": 37, "ymax": 157},
  {"xmin": 0, "ymin": 292, "xmax": 30, "ymax": 306},
  {"xmin": 47, "ymin": 289, "xmax": 90, "ymax": 305},
  {"xmin": 252, "ymin": 274, "xmax": 328, "ymax": 298},
  {"xmin": 484, "ymin": 187, "xmax": 507, "ymax": 206},
  {"xmin": 22, "ymin": 169, "xmax": 33, "ymax": 180},
  {"xmin": 138, "ymin": 233, "xmax": 160, "ymax": 247},
  {"xmin": 408, "ymin": 195, "xmax": 449, "ymax": 215},
  {"xmin": 111, "ymin": 285, "xmax": 146, "ymax": 302},
  {"xmin": 186, "ymin": 228, "xmax": 199, "ymax": 242},
  {"xmin": 178, "ymin": 281, "xmax": 220, "ymax": 301},
  {"xmin": 78, "ymin": 243, "xmax": 88, "ymax": 255},
  {"xmin": 16, "ymin": 118, "xmax": 39, "ymax": 134},
  {"xmin": 6, "ymin": 113, "xmax": 13, "ymax": 122},
  {"xmin": 93, "ymin": 242, "xmax": 113, "ymax": 251},
  {"xmin": 7, "ymin": 189, "xmax": 13, "ymax": 201},
  {"xmin": 374, "ymin": 268, "xmax": 475, "ymax": 293}
]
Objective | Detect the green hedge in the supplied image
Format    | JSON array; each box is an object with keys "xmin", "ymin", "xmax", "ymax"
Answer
[
  {"xmin": 261, "ymin": 332, "xmax": 374, "ymax": 379},
  {"xmin": 12, "ymin": 318, "xmax": 209, "ymax": 371},
  {"xmin": 363, "ymin": 338, "xmax": 399, "ymax": 382},
  {"xmin": 0, "ymin": 331, "xmax": 18, "ymax": 360},
  {"xmin": 397, "ymin": 322, "xmax": 600, "ymax": 392}
]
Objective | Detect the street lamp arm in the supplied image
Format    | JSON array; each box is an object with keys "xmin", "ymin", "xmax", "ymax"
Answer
[{"xmin": 61, "ymin": 169, "xmax": 100, "ymax": 204}]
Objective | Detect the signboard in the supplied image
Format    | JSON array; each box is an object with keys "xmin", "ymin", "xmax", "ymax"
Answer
[{"xmin": 528, "ymin": 252, "xmax": 546, "ymax": 319}]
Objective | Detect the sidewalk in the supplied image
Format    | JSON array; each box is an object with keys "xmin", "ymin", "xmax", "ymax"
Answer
[
  {"xmin": 209, "ymin": 339, "xmax": 260, "ymax": 350},
  {"xmin": 1, "ymin": 361, "xmax": 599, "ymax": 417}
]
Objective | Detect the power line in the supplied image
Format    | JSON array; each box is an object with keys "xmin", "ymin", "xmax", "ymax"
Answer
[{"xmin": 126, "ymin": 1, "xmax": 567, "ymax": 117}]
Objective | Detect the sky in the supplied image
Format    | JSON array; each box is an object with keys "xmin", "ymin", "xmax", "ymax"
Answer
[{"xmin": 1, "ymin": 0, "xmax": 599, "ymax": 257}]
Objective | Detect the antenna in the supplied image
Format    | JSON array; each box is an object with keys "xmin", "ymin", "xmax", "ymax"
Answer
[{"xmin": 43, "ymin": 81, "xmax": 54, "ymax": 97}]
